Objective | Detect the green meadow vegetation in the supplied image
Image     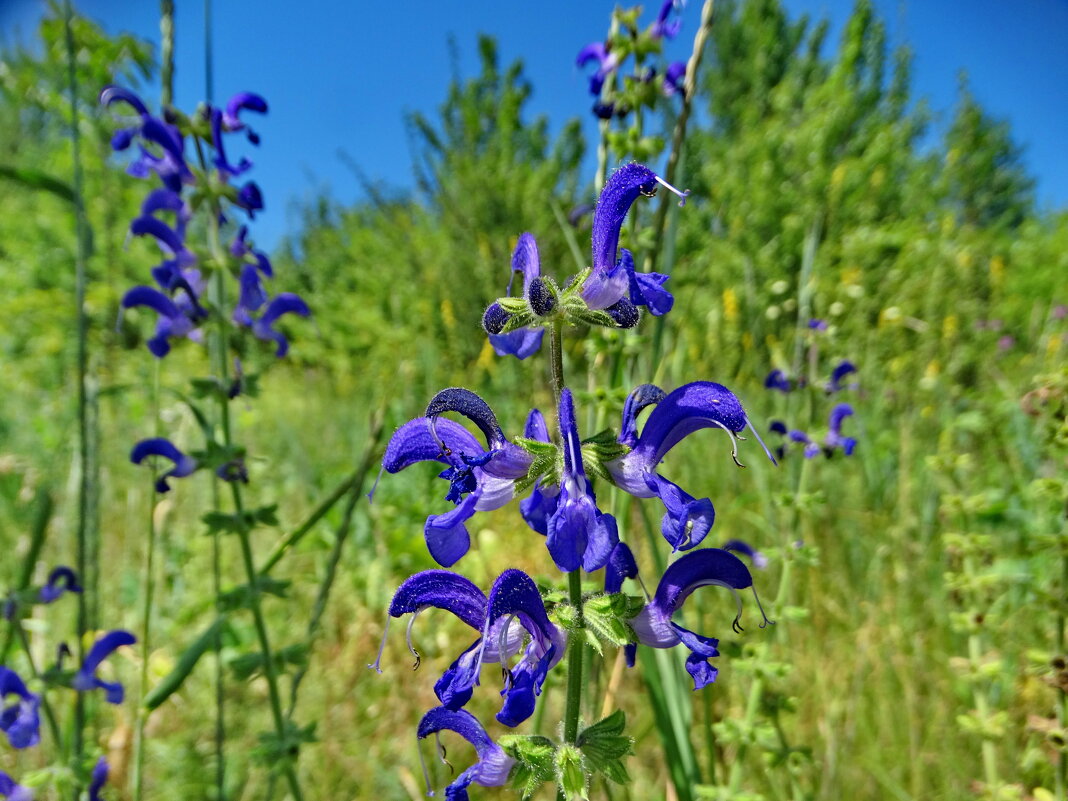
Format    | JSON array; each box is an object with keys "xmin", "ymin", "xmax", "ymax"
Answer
[{"xmin": 0, "ymin": 1, "xmax": 1065, "ymax": 799}]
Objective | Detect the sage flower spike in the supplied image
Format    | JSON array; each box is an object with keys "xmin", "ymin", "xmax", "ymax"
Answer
[{"xmin": 72, "ymin": 630, "xmax": 136, "ymax": 704}]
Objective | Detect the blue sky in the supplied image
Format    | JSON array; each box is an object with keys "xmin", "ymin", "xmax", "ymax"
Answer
[{"xmin": 1, "ymin": 0, "xmax": 1065, "ymax": 249}]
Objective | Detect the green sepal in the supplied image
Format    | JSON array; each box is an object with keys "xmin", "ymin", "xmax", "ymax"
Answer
[
  {"xmin": 229, "ymin": 642, "xmax": 309, "ymax": 681},
  {"xmin": 202, "ymin": 504, "xmax": 279, "ymax": 536},
  {"xmin": 562, "ymin": 301, "xmax": 617, "ymax": 330},
  {"xmin": 217, "ymin": 576, "xmax": 291, "ymax": 612},
  {"xmin": 512, "ymin": 437, "xmax": 560, "ymax": 495},
  {"xmin": 500, "ymin": 734, "xmax": 557, "ymax": 799},
  {"xmin": 555, "ymin": 744, "xmax": 588, "ymax": 800},
  {"xmin": 577, "ymin": 709, "xmax": 634, "ymax": 785},
  {"xmin": 580, "ymin": 430, "xmax": 630, "ymax": 483},
  {"xmin": 252, "ymin": 720, "xmax": 317, "ymax": 765},
  {"xmin": 498, "ymin": 309, "xmax": 538, "ymax": 334},
  {"xmin": 497, "ymin": 296, "xmax": 529, "ymax": 314},
  {"xmin": 583, "ymin": 593, "xmax": 643, "ymax": 648}
]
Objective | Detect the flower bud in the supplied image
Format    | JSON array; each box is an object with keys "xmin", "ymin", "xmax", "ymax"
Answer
[
  {"xmin": 527, "ymin": 277, "xmax": 556, "ymax": 316},
  {"xmin": 482, "ymin": 302, "xmax": 510, "ymax": 335},
  {"xmin": 607, "ymin": 297, "xmax": 640, "ymax": 328}
]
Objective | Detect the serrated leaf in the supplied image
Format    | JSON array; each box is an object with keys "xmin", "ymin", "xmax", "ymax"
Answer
[
  {"xmin": 582, "ymin": 594, "xmax": 639, "ymax": 648},
  {"xmin": 577, "ymin": 710, "xmax": 634, "ymax": 785},
  {"xmin": 202, "ymin": 504, "xmax": 278, "ymax": 536}
]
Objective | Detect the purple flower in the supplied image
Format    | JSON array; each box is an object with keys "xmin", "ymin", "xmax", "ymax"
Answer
[
  {"xmin": 88, "ymin": 758, "xmax": 108, "ymax": 801},
  {"xmin": 1053, "ymin": 304, "xmax": 1068, "ymax": 320},
  {"xmin": 546, "ymin": 389, "xmax": 620, "ymax": 572},
  {"xmin": 0, "ymin": 667, "xmax": 41, "ymax": 749},
  {"xmin": 764, "ymin": 369, "xmax": 792, "ymax": 393},
  {"xmin": 121, "ymin": 284, "xmax": 204, "ymax": 358},
  {"xmin": 663, "ymin": 61, "xmax": 686, "ymax": 96},
  {"xmin": 652, "ymin": 0, "xmax": 684, "ymax": 39},
  {"xmin": 825, "ymin": 403, "xmax": 857, "ymax": 456},
  {"xmin": 0, "ymin": 772, "xmax": 32, "ymax": 801},
  {"xmin": 787, "ymin": 428, "xmax": 821, "ymax": 459},
  {"xmin": 808, "ymin": 318, "xmax": 828, "ymax": 331},
  {"xmin": 722, "ymin": 539, "xmax": 768, "ymax": 569},
  {"xmin": 576, "ymin": 42, "xmax": 618, "ymax": 96},
  {"xmin": 38, "ymin": 567, "xmax": 82, "ymax": 604},
  {"xmin": 130, "ymin": 438, "xmax": 198, "ymax": 493},
  {"xmin": 72, "ymin": 630, "xmax": 136, "ymax": 704},
  {"xmin": 382, "ymin": 389, "xmax": 532, "ymax": 567},
  {"xmin": 250, "ymin": 293, "xmax": 311, "ymax": 357},
  {"xmin": 630, "ymin": 548, "xmax": 770, "ymax": 689},
  {"xmin": 997, "ymin": 335, "xmax": 1015, "ymax": 352},
  {"xmin": 581, "ymin": 164, "xmax": 687, "ymax": 313},
  {"xmin": 487, "ymin": 233, "xmax": 545, "ymax": 360},
  {"xmin": 417, "ymin": 707, "xmax": 514, "ymax": 801},
  {"xmin": 222, "ymin": 92, "xmax": 267, "ymax": 144},
  {"xmin": 607, "ymin": 382, "xmax": 776, "ymax": 550},
  {"xmin": 211, "ymin": 107, "xmax": 252, "ymax": 177},
  {"xmin": 518, "ymin": 409, "xmax": 560, "ymax": 535},
  {"xmin": 100, "ymin": 86, "xmax": 192, "ymax": 191},
  {"xmin": 373, "ymin": 569, "xmax": 563, "ymax": 727},
  {"xmin": 826, "ymin": 360, "xmax": 857, "ymax": 393}
]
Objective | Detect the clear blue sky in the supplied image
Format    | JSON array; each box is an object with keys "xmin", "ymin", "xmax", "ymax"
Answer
[{"xmin": 1, "ymin": 0, "xmax": 1065, "ymax": 250}]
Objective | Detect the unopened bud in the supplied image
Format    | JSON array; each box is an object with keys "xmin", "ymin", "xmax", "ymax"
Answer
[
  {"xmin": 528, "ymin": 277, "xmax": 556, "ymax": 316},
  {"xmin": 607, "ymin": 297, "xmax": 640, "ymax": 328},
  {"xmin": 482, "ymin": 302, "xmax": 510, "ymax": 335}
]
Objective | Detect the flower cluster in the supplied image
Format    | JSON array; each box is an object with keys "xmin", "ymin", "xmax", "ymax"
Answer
[
  {"xmin": 481, "ymin": 163, "xmax": 687, "ymax": 361},
  {"xmin": 577, "ymin": 1, "xmax": 688, "ymax": 120},
  {"xmin": 763, "ymin": 323, "xmax": 861, "ymax": 460},
  {"xmin": 102, "ymin": 87, "xmax": 310, "ymax": 492},
  {"xmin": 2, "ymin": 569, "xmax": 131, "ymax": 798},
  {"xmin": 376, "ymin": 162, "xmax": 774, "ymax": 799}
]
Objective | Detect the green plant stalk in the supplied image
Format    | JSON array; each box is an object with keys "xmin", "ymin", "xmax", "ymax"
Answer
[
  {"xmin": 727, "ymin": 457, "xmax": 809, "ymax": 793},
  {"xmin": 132, "ymin": 361, "xmax": 162, "ymax": 801},
  {"xmin": 643, "ymin": 0, "xmax": 714, "ymax": 276},
  {"xmin": 160, "ymin": 0, "xmax": 175, "ymax": 108},
  {"xmin": 1057, "ymin": 534, "xmax": 1067, "ymax": 801},
  {"xmin": 62, "ymin": 0, "xmax": 94, "ymax": 783},
  {"xmin": 0, "ymin": 489, "xmax": 53, "ymax": 663},
  {"xmin": 204, "ymin": 204, "xmax": 304, "ymax": 801}
]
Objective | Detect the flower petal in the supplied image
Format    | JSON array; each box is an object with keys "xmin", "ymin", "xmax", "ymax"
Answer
[{"xmin": 388, "ymin": 570, "xmax": 487, "ymax": 631}]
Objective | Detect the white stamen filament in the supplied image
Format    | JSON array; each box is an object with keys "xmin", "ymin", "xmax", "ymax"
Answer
[
  {"xmin": 654, "ymin": 174, "xmax": 691, "ymax": 207},
  {"xmin": 406, "ymin": 610, "xmax": 423, "ymax": 669},
  {"xmin": 708, "ymin": 420, "xmax": 744, "ymax": 468},
  {"xmin": 368, "ymin": 616, "xmax": 390, "ymax": 674},
  {"xmin": 746, "ymin": 418, "xmax": 779, "ymax": 467}
]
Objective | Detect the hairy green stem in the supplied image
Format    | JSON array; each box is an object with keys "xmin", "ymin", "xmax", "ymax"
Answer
[
  {"xmin": 160, "ymin": 0, "xmax": 175, "ymax": 108},
  {"xmin": 549, "ymin": 322, "xmax": 565, "ymax": 407},
  {"xmin": 62, "ymin": 1, "xmax": 93, "ymax": 783}
]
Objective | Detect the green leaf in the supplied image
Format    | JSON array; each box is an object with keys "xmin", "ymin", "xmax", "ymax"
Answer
[
  {"xmin": 582, "ymin": 593, "xmax": 641, "ymax": 648},
  {"xmin": 202, "ymin": 504, "xmax": 279, "ymax": 536},
  {"xmin": 577, "ymin": 710, "xmax": 634, "ymax": 785},
  {"xmin": 500, "ymin": 734, "xmax": 556, "ymax": 799},
  {"xmin": 252, "ymin": 720, "xmax": 318, "ymax": 765},
  {"xmin": 0, "ymin": 164, "xmax": 77, "ymax": 204},
  {"xmin": 229, "ymin": 642, "xmax": 309, "ymax": 681},
  {"xmin": 144, "ymin": 617, "xmax": 229, "ymax": 710}
]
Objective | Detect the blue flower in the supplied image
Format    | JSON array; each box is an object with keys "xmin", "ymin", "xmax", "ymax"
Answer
[
  {"xmin": 764, "ymin": 369, "xmax": 793, "ymax": 393},
  {"xmin": 382, "ymin": 389, "xmax": 532, "ymax": 567},
  {"xmin": 576, "ymin": 42, "xmax": 618, "ymax": 96},
  {"xmin": 652, "ymin": 0, "xmax": 684, "ymax": 39},
  {"xmin": 581, "ymin": 164, "xmax": 687, "ymax": 314},
  {"xmin": 417, "ymin": 707, "xmax": 514, "ymax": 801},
  {"xmin": 630, "ymin": 548, "xmax": 770, "ymax": 689},
  {"xmin": 518, "ymin": 409, "xmax": 559, "ymax": 535},
  {"xmin": 249, "ymin": 293, "xmax": 311, "ymax": 357},
  {"xmin": 38, "ymin": 567, "xmax": 82, "ymax": 604},
  {"xmin": 121, "ymin": 284, "xmax": 204, "ymax": 358},
  {"xmin": 222, "ymin": 92, "xmax": 268, "ymax": 144},
  {"xmin": 825, "ymin": 403, "xmax": 858, "ymax": 455},
  {"xmin": 88, "ymin": 757, "xmax": 108, "ymax": 801},
  {"xmin": 0, "ymin": 667, "xmax": 41, "ymax": 749},
  {"xmin": 100, "ymin": 86, "xmax": 192, "ymax": 191},
  {"xmin": 374, "ymin": 569, "xmax": 563, "ymax": 727},
  {"xmin": 826, "ymin": 360, "xmax": 857, "ymax": 393},
  {"xmin": 0, "ymin": 771, "xmax": 32, "ymax": 801},
  {"xmin": 607, "ymin": 382, "xmax": 776, "ymax": 550},
  {"xmin": 808, "ymin": 318, "xmax": 828, "ymax": 331},
  {"xmin": 487, "ymin": 233, "xmax": 546, "ymax": 359},
  {"xmin": 131, "ymin": 438, "xmax": 198, "ymax": 493},
  {"xmin": 663, "ymin": 60, "xmax": 686, "ymax": 96},
  {"xmin": 546, "ymin": 389, "xmax": 619, "ymax": 572},
  {"xmin": 722, "ymin": 538, "xmax": 768, "ymax": 569},
  {"xmin": 72, "ymin": 630, "xmax": 136, "ymax": 704}
]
